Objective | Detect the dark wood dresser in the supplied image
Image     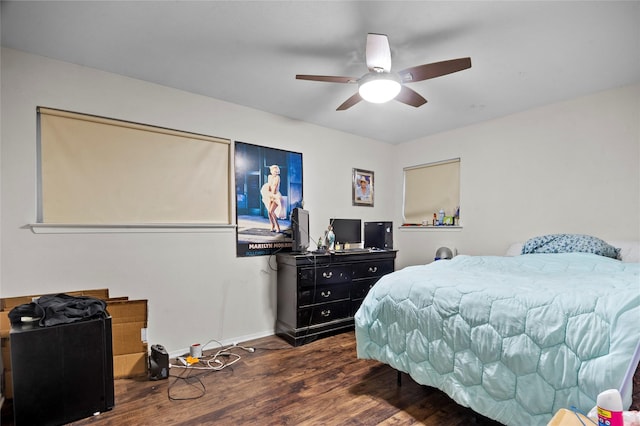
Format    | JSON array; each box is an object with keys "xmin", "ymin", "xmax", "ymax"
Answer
[{"xmin": 275, "ymin": 250, "xmax": 396, "ymax": 346}]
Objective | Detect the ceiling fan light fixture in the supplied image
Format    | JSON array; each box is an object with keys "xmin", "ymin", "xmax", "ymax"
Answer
[{"xmin": 358, "ymin": 72, "xmax": 401, "ymax": 103}]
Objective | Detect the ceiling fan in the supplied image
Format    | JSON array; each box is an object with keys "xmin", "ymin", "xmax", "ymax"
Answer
[{"xmin": 296, "ymin": 33, "xmax": 471, "ymax": 111}]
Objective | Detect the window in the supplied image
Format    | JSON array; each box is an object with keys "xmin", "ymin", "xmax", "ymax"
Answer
[
  {"xmin": 403, "ymin": 158, "xmax": 460, "ymax": 224},
  {"xmin": 37, "ymin": 107, "xmax": 231, "ymax": 225}
]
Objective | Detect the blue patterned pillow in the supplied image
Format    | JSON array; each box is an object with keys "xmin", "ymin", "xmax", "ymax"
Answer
[{"xmin": 521, "ymin": 234, "xmax": 621, "ymax": 259}]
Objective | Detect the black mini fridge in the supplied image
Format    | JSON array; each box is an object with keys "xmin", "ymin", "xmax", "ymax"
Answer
[{"xmin": 10, "ymin": 317, "xmax": 115, "ymax": 425}]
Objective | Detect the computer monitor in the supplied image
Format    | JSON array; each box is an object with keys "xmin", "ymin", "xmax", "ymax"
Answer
[
  {"xmin": 364, "ymin": 221, "xmax": 393, "ymax": 249},
  {"xmin": 330, "ymin": 218, "xmax": 362, "ymax": 245},
  {"xmin": 291, "ymin": 208, "xmax": 310, "ymax": 253}
]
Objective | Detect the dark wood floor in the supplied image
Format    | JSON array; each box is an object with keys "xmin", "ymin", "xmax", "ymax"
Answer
[{"xmin": 3, "ymin": 331, "xmax": 504, "ymax": 425}]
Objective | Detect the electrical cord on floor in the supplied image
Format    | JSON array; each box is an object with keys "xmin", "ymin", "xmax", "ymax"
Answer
[
  {"xmin": 166, "ymin": 340, "xmax": 257, "ymax": 401},
  {"xmin": 168, "ymin": 367, "xmax": 210, "ymax": 401}
]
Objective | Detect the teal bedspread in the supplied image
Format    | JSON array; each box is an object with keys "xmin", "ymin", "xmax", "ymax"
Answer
[{"xmin": 355, "ymin": 253, "xmax": 640, "ymax": 426}]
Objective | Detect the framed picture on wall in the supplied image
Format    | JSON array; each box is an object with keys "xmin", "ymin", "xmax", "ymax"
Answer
[
  {"xmin": 352, "ymin": 168, "xmax": 374, "ymax": 207},
  {"xmin": 235, "ymin": 141, "xmax": 303, "ymax": 257}
]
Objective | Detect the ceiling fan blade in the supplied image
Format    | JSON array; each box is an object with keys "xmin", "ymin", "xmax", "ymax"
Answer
[
  {"xmin": 366, "ymin": 33, "xmax": 392, "ymax": 72},
  {"xmin": 398, "ymin": 57, "xmax": 471, "ymax": 83},
  {"xmin": 296, "ymin": 75, "xmax": 357, "ymax": 84},
  {"xmin": 336, "ymin": 93, "xmax": 363, "ymax": 111},
  {"xmin": 395, "ymin": 86, "xmax": 427, "ymax": 107}
]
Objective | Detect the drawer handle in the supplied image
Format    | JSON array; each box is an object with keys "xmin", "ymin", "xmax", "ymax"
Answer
[
  {"xmin": 322, "ymin": 271, "xmax": 333, "ymax": 279},
  {"xmin": 368, "ymin": 266, "xmax": 378, "ymax": 273},
  {"xmin": 321, "ymin": 309, "xmax": 331, "ymax": 317},
  {"xmin": 321, "ymin": 290, "xmax": 331, "ymax": 298}
]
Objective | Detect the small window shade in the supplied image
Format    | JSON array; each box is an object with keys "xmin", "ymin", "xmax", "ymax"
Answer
[
  {"xmin": 38, "ymin": 107, "xmax": 231, "ymax": 224},
  {"xmin": 403, "ymin": 158, "xmax": 460, "ymax": 224}
]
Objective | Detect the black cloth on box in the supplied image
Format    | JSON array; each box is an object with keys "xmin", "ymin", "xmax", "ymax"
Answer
[{"xmin": 8, "ymin": 293, "xmax": 107, "ymax": 327}]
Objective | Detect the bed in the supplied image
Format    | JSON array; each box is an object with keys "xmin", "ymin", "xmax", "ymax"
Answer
[{"xmin": 354, "ymin": 235, "xmax": 640, "ymax": 426}]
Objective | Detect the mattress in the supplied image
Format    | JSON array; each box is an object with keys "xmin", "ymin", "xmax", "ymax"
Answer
[{"xmin": 355, "ymin": 253, "xmax": 640, "ymax": 426}]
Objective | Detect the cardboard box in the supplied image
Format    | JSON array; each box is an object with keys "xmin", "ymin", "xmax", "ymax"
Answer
[
  {"xmin": 547, "ymin": 408, "xmax": 592, "ymax": 426},
  {"xmin": 107, "ymin": 299, "xmax": 147, "ymax": 327},
  {"xmin": 113, "ymin": 350, "xmax": 148, "ymax": 379},
  {"xmin": 0, "ymin": 312, "xmax": 9, "ymax": 338},
  {"xmin": 107, "ymin": 299, "xmax": 147, "ymax": 355},
  {"xmin": 0, "ymin": 335, "xmax": 3, "ymax": 400},
  {"xmin": 105, "ymin": 296, "xmax": 129, "ymax": 302},
  {"xmin": 107, "ymin": 299, "xmax": 148, "ymax": 378},
  {"xmin": 112, "ymin": 322, "xmax": 148, "ymax": 356}
]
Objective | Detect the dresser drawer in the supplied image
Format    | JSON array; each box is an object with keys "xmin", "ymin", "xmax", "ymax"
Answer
[
  {"xmin": 298, "ymin": 284, "xmax": 350, "ymax": 307},
  {"xmin": 351, "ymin": 279, "xmax": 378, "ymax": 300},
  {"xmin": 299, "ymin": 265, "xmax": 351, "ymax": 286},
  {"xmin": 353, "ymin": 260, "xmax": 394, "ymax": 279},
  {"xmin": 297, "ymin": 301, "xmax": 350, "ymax": 326}
]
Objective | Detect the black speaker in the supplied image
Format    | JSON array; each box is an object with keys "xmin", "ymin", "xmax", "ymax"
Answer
[
  {"xmin": 364, "ymin": 221, "xmax": 393, "ymax": 249},
  {"xmin": 149, "ymin": 344, "xmax": 169, "ymax": 380}
]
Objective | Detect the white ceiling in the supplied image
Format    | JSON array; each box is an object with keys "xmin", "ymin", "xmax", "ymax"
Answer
[{"xmin": 2, "ymin": 1, "xmax": 639, "ymax": 144}]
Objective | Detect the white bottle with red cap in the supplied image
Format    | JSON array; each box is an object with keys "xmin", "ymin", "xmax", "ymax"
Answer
[{"xmin": 597, "ymin": 389, "xmax": 623, "ymax": 426}]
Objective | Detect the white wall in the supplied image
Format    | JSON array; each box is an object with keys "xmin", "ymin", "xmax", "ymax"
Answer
[
  {"xmin": 2, "ymin": 48, "xmax": 639, "ymax": 352},
  {"xmin": 0, "ymin": 48, "xmax": 396, "ymax": 352},
  {"xmin": 393, "ymin": 84, "xmax": 640, "ymax": 268}
]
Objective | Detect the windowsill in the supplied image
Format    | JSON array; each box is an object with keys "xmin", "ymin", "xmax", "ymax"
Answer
[
  {"xmin": 29, "ymin": 223, "xmax": 236, "ymax": 234},
  {"xmin": 399, "ymin": 225, "xmax": 463, "ymax": 231}
]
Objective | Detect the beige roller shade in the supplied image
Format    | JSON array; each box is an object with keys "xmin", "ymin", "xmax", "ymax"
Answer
[
  {"xmin": 38, "ymin": 107, "xmax": 230, "ymax": 224},
  {"xmin": 403, "ymin": 158, "xmax": 460, "ymax": 224}
]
